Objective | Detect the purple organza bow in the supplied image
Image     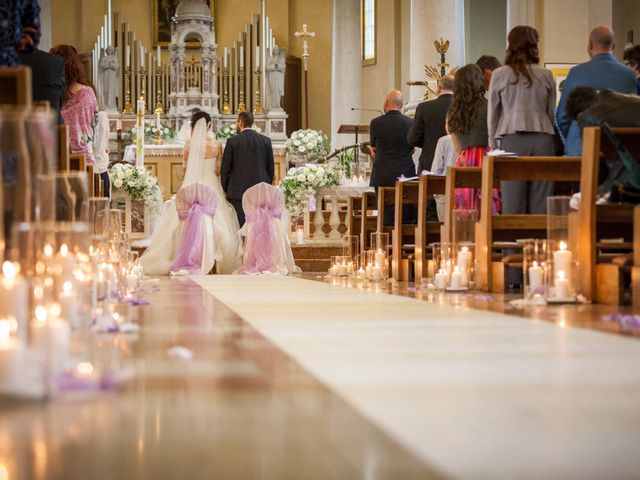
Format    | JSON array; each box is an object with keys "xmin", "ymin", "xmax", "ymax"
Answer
[
  {"xmin": 239, "ymin": 183, "xmax": 284, "ymax": 274},
  {"xmin": 171, "ymin": 183, "xmax": 217, "ymax": 273}
]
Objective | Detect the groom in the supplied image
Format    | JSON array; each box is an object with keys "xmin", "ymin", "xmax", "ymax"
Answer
[{"xmin": 221, "ymin": 111, "xmax": 275, "ymax": 226}]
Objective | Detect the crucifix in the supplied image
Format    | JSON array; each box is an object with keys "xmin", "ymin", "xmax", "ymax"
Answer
[{"xmin": 294, "ymin": 23, "xmax": 315, "ymax": 129}]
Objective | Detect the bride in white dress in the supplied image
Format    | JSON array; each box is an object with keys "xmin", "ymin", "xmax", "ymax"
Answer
[{"xmin": 140, "ymin": 112, "xmax": 243, "ymax": 275}]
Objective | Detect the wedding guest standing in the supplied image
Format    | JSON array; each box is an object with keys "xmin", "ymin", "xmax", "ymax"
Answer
[
  {"xmin": 623, "ymin": 43, "xmax": 640, "ymax": 94},
  {"xmin": 50, "ymin": 44, "xmax": 109, "ymax": 195},
  {"xmin": 0, "ymin": 0, "xmax": 40, "ymax": 66},
  {"xmin": 556, "ymin": 26, "xmax": 637, "ymax": 156},
  {"xmin": 18, "ymin": 46, "xmax": 65, "ymax": 123},
  {"xmin": 488, "ymin": 25, "xmax": 556, "ymax": 215},
  {"xmin": 407, "ymin": 76, "xmax": 454, "ymax": 174},
  {"xmin": 476, "ymin": 55, "xmax": 501, "ymax": 91},
  {"xmin": 448, "ymin": 64, "xmax": 500, "ymax": 213}
]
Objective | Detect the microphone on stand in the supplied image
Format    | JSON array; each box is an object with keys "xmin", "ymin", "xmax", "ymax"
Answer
[{"xmin": 351, "ymin": 107, "xmax": 384, "ymax": 115}]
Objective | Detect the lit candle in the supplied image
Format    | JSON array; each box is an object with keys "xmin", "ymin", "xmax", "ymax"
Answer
[
  {"xmin": 450, "ymin": 266, "xmax": 462, "ymax": 289},
  {"xmin": 553, "ymin": 241, "xmax": 572, "ymax": 279},
  {"xmin": 31, "ymin": 304, "xmax": 70, "ymax": 375},
  {"xmin": 339, "ymin": 262, "xmax": 348, "ymax": 276},
  {"xmin": 528, "ymin": 261, "xmax": 543, "ymax": 289},
  {"xmin": 457, "ymin": 246, "xmax": 471, "ymax": 272},
  {"xmin": 555, "ymin": 270, "xmax": 571, "ymax": 299},
  {"xmin": 240, "ymin": 46, "xmax": 244, "ymax": 68},
  {"xmin": 58, "ymin": 281, "xmax": 78, "ymax": 327},
  {"xmin": 156, "ymin": 109, "xmax": 161, "ymax": 130},
  {"xmin": 366, "ymin": 263, "xmax": 373, "ymax": 279},
  {"xmin": 157, "ymin": 45, "xmax": 161, "ymax": 67},
  {"xmin": 374, "ymin": 249, "xmax": 385, "ymax": 267},
  {"xmin": 372, "ymin": 265, "xmax": 383, "ymax": 281},
  {"xmin": 296, "ymin": 227, "xmax": 304, "ymax": 244},
  {"xmin": 357, "ymin": 267, "xmax": 365, "ymax": 279},
  {"xmin": 96, "ymin": 269, "xmax": 107, "ymax": 301},
  {"xmin": 224, "ymin": 47, "xmax": 228, "ymax": 68},
  {"xmin": 255, "ymin": 46, "xmax": 260, "ymax": 69},
  {"xmin": 140, "ymin": 46, "xmax": 144, "ymax": 69},
  {"xmin": 126, "ymin": 272, "xmax": 138, "ymax": 291},
  {"xmin": 435, "ymin": 269, "xmax": 447, "ymax": 290},
  {"xmin": 347, "ymin": 262, "xmax": 354, "ymax": 275},
  {"xmin": 0, "ymin": 318, "xmax": 12, "ymax": 348},
  {"xmin": 0, "ymin": 262, "xmax": 28, "ymax": 345},
  {"xmin": 57, "ymin": 244, "xmax": 75, "ymax": 278},
  {"xmin": 125, "ymin": 45, "xmax": 130, "ymax": 68}
]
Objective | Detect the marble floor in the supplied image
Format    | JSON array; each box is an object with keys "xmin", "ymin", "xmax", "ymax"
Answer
[{"xmin": 2, "ymin": 274, "xmax": 640, "ymax": 479}]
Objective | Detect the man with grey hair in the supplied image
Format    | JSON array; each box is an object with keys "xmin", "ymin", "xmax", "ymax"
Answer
[
  {"xmin": 556, "ymin": 25, "xmax": 637, "ymax": 156},
  {"xmin": 407, "ymin": 75, "xmax": 454, "ymax": 174}
]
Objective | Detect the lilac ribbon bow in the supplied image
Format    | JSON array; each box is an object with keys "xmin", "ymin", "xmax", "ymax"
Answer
[
  {"xmin": 239, "ymin": 183, "xmax": 285, "ymax": 274},
  {"xmin": 171, "ymin": 183, "xmax": 217, "ymax": 273}
]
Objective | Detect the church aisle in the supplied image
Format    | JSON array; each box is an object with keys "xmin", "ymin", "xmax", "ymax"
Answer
[
  {"xmin": 194, "ymin": 274, "xmax": 640, "ymax": 480},
  {"xmin": 0, "ymin": 277, "xmax": 440, "ymax": 480}
]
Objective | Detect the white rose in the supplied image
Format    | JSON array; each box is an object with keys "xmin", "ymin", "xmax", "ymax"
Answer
[
  {"xmin": 113, "ymin": 179, "xmax": 123, "ymax": 188},
  {"xmin": 145, "ymin": 177, "xmax": 154, "ymax": 186},
  {"xmin": 296, "ymin": 174, "xmax": 306, "ymax": 182},
  {"xmin": 124, "ymin": 169, "xmax": 132, "ymax": 178},
  {"xmin": 294, "ymin": 140, "xmax": 300, "ymax": 146},
  {"xmin": 316, "ymin": 167, "xmax": 325, "ymax": 176},
  {"xmin": 307, "ymin": 174, "xmax": 316, "ymax": 182},
  {"xmin": 164, "ymin": 128, "xmax": 169, "ymax": 134},
  {"xmin": 128, "ymin": 181, "xmax": 135, "ymax": 187},
  {"xmin": 299, "ymin": 146, "xmax": 306, "ymax": 153},
  {"xmin": 137, "ymin": 166, "xmax": 146, "ymax": 173}
]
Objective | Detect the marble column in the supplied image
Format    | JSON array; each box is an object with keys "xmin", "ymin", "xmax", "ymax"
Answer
[
  {"xmin": 403, "ymin": 0, "xmax": 466, "ymax": 116},
  {"xmin": 331, "ymin": 0, "xmax": 362, "ymax": 149}
]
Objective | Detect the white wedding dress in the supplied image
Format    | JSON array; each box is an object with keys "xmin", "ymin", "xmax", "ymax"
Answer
[{"xmin": 140, "ymin": 120, "xmax": 243, "ymax": 275}]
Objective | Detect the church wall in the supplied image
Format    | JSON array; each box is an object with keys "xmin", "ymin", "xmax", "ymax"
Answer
[
  {"xmin": 465, "ymin": 0, "xmax": 507, "ymax": 64},
  {"xmin": 613, "ymin": 0, "xmax": 640, "ymax": 61}
]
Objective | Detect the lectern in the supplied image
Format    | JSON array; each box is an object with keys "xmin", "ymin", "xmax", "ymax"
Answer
[{"xmin": 338, "ymin": 124, "xmax": 370, "ymax": 145}]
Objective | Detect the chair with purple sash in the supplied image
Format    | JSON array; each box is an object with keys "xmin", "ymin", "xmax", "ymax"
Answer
[
  {"xmin": 237, "ymin": 182, "xmax": 299, "ymax": 274},
  {"xmin": 171, "ymin": 183, "xmax": 218, "ymax": 274}
]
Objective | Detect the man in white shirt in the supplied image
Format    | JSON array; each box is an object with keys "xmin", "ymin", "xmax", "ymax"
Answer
[{"xmin": 429, "ymin": 135, "xmax": 458, "ymax": 220}]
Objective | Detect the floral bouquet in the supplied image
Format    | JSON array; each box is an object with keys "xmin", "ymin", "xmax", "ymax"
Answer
[
  {"xmin": 285, "ymin": 129, "xmax": 330, "ymax": 163},
  {"xmin": 216, "ymin": 123, "xmax": 262, "ymax": 140},
  {"xmin": 128, "ymin": 120, "xmax": 175, "ymax": 143},
  {"xmin": 108, "ymin": 163, "xmax": 163, "ymax": 214},
  {"xmin": 279, "ymin": 164, "xmax": 340, "ymax": 217}
]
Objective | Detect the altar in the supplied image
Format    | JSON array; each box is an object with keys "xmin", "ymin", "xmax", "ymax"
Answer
[{"xmin": 123, "ymin": 143, "xmax": 288, "ymax": 201}]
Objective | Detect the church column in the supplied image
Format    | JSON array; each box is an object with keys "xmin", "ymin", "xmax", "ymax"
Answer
[
  {"xmin": 331, "ymin": 0, "xmax": 362, "ymax": 148},
  {"xmin": 403, "ymin": 0, "xmax": 465, "ymax": 116}
]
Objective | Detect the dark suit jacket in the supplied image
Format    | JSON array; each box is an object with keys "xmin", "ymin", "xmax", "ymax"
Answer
[
  {"xmin": 221, "ymin": 129, "xmax": 274, "ymax": 200},
  {"xmin": 407, "ymin": 94, "xmax": 452, "ymax": 173},
  {"xmin": 369, "ymin": 110, "xmax": 415, "ymax": 188},
  {"xmin": 18, "ymin": 48, "xmax": 65, "ymax": 124}
]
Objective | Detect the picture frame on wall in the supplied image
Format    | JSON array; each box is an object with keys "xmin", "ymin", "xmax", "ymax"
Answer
[
  {"xmin": 153, "ymin": 0, "xmax": 215, "ymax": 48},
  {"xmin": 544, "ymin": 63, "xmax": 578, "ymax": 104}
]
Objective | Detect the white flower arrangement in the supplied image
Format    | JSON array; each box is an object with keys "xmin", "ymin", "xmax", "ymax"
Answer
[
  {"xmin": 216, "ymin": 123, "xmax": 262, "ymax": 140},
  {"xmin": 129, "ymin": 120, "xmax": 175, "ymax": 143},
  {"xmin": 279, "ymin": 164, "xmax": 340, "ymax": 217},
  {"xmin": 108, "ymin": 163, "xmax": 163, "ymax": 214},
  {"xmin": 285, "ymin": 129, "xmax": 330, "ymax": 162}
]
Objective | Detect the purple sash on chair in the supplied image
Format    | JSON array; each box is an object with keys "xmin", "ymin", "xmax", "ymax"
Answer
[
  {"xmin": 171, "ymin": 183, "xmax": 217, "ymax": 273},
  {"xmin": 238, "ymin": 183, "xmax": 284, "ymax": 274}
]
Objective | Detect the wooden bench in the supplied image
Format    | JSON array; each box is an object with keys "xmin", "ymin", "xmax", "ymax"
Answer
[
  {"xmin": 0, "ymin": 67, "xmax": 31, "ymax": 106},
  {"xmin": 476, "ymin": 156, "xmax": 582, "ymax": 292},
  {"xmin": 58, "ymin": 125, "xmax": 70, "ymax": 171},
  {"xmin": 391, "ymin": 181, "xmax": 420, "ymax": 281},
  {"xmin": 442, "ymin": 167, "xmax": 482, "ymax": 244},
  {"xmin": 360, "ymin": 191, "xmax": 378, "ymax": 253},
  {"xmin": 414, "ymin": 175, "xmax": 445, "ymax": 282},
  {"xmin": 376, "ymin": 186, "xmax": 395, "ymax": 236},
  {"xmin": 633, "ymin": 206, "xmax": 640, "ymax": 308},
  {"xmin": 577, "ymin": 127, "xmax": 640, "ymax": 303},
  {"xmin": 347, "ymin": 195, "xmax": 363, "ymax": 237}
]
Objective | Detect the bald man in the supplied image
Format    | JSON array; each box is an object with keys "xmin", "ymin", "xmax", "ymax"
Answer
[
  {"xmin": 369, "ymin": 90, "xmax": 415, "ymax": 190},
  {"xmin": 556, "ymin": 25, "xmax": 637, "ymax": 156}
]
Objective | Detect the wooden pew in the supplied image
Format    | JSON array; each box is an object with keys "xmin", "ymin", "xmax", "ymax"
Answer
[
  {"xmin": 68, "ymin": 153, "xmax": 86, "ymax": 172},
  {"xmin": 58, "ymin": 125, "xmax": 70, "ymax": 171},
  {"xmin": 0, "ymin": 67, "xmax": 32, "ymax": 105},
  {"xmin": 577, "ymin": 127, "xmax": 640, "ymax": 303},
  {"xmin": 360, "ymin": 191, "xmax": 377, "ymax": 253},
  {"xmin": 442, "ymin": 167, "xmax": 482, "ymax": 244},
  {"xmin": 633, "ymin": 206, "xmax": 640, "ymax": 309},
  {"xmin": 414, "ymin": 175, "xmax": 446, "ymax": 282},
  {"xmin": 376, "ymin": 186, "xmax": 395, "ymax": 237},
  {"xmin": 347, "ymin": 195, "xmax": 362, "ymax": 237},
  {"xmin": 476, "ymin": 156, "xmax": 582, "ymax": 292},
  {"xmin": 392, "ymin": 181, "xmax": 420, "ymax": 281}
]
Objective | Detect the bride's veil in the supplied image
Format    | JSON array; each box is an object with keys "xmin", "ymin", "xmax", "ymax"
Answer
[{"xmin": 182, "ymin": 118, "xmax": 208, "ymax": 188}]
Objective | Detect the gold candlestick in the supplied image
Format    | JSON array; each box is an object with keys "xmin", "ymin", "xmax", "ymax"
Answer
[
  {"xmin": 237, "ymin": 67, "xmax": 246, "ymax": 113},
  {"xmin": 123, "ymin": 66, "xmax": 133, "ymax": 114},
  {"xmin": 139, "ymin": 67, "xmax": 147, "ymax": 109},
  {"xmin": 222, "ymin": 67, "xmax": 231, "ymax": 115},
  {"xmin": 155, "ymin": 71, "xmax": 164, "ymax": 115},
  {"xmin": 253, "ymin": 67, "xmax": 263, "ymax": 115}
]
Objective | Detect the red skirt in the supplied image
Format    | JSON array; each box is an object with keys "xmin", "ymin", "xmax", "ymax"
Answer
[{"xmin": 454, "ymin": 146, "xmax": 501, "ymax": 214}]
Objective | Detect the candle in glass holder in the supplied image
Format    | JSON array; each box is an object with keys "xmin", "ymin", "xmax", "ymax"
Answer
[
  {"xmin": 0, "ymin": 262, "xmax": 28, "ymax": 344},
  {"xmin": 296, "ymin": 227, "xmax": 304, "ymax": 244},
  {"xmin": 57, "ymin": 244, "xmax": 75, "ymax": 278},
  {"xmin": 374, "ymin": 249, "xmax": 385, "ymax": 267},
  {"xmin": 31, "ymin": 304, "xmax": 70, "ymax": 374},
  {"xmin": 450, "ymin": 266, "xmax": 462, "ymax": 289},
  {"xmin": 126, "ymin": 272, "xmax": 138, "ymax": 291},
  {"xmin": 457, "ymin": 246, "xmax": 471, "ymax": 271},
  {"xmin": 528, "ymin": 261, "xmax": 543, "ymax": 289},
  {"xmin": 435, "ymin": 269, "xmax": 447, "ymax": 290},
  {"xmin": 553, "ymin": 241, "xmax": 572, "ymax": 278},
  {"xmin": 58, "ymin": 281, "xmax": 78, "ymax": 326},
  {"xmin": 366, "ymin": 263, "xmax": 373, "ymax": 278},
  {"xmin": 555, "ymin": 270, "xmax": 571, "ymax": 299}
]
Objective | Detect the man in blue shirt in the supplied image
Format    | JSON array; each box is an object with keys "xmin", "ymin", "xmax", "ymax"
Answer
[{"xmin": 556, "ymin": 25, "xmax": 637, "ymax": 156}]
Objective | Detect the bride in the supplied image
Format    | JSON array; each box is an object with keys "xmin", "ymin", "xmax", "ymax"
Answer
[{"xmin": 140, "ymin": 111, "xmax": 243, "ymax": 275}]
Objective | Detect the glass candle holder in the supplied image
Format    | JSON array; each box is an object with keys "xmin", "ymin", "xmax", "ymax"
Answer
[
  {"xmin": 328, "ymin": 256, "xmax": 340, "ymax": 276},
  {"xmin": 342, "ymin": 235, "xmax": 360, "ymax": 264},
  {"xmin": 452, "ymin": 209, "xmax": 478, "ymax": 244},
  {"xmin": 365, "ymin": 249, "xmax": 387, "ymax": 282},
  {"xmin": 36, "ymin": 172, "xmax": 89, "ymax": 222},
  {"xmin": 334, "ymin": 255, "xmax": 352, "ymax": 277},
  {"xmin": 546, "ymin": 196, "xmax": 571, "ymax": 248},
  {"xmin": 523, "ymin": 239, "xmax": 547, "ymax": 300},
  {"xmin": 453, "ymin": 242, "xmax": 475, "ymax": 291}
]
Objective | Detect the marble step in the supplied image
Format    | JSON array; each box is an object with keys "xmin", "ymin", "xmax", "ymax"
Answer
[{"xmin": 295, "ymin": 258, "xmax": 331, "ymax": 273}]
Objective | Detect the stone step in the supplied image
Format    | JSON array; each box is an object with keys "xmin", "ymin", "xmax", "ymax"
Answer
[
  {"xmin": 291, "ymin": 244, "xmax": 344, "ymax": 260},
  {"xmin": 295, "ymin": 258, "xmax": 331, "ymax": 273}
]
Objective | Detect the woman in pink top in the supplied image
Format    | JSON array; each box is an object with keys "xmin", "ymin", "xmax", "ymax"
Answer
[{"xmin": 50, "ymin": 44, "xmax": 110, "ymax": 196}]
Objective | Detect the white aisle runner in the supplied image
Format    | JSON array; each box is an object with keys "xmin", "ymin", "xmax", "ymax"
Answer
[{"xmin": 193, "ymin": 275, "xmax": 640, "ymax": 480}]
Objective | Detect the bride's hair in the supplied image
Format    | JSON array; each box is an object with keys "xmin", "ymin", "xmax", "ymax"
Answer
[{"xmin": 190, "ymin": 111, "xmax": 211, "ymax": 130}]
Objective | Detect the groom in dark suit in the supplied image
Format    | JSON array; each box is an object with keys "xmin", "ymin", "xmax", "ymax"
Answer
[{"xmin": 221, "ymin": 111, "xmax": 274, "ymax": 226}]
